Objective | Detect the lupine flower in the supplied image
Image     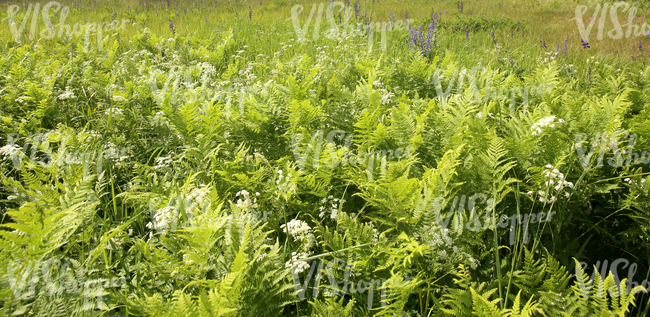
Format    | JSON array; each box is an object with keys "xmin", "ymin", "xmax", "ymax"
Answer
[
  {"xmin": 372, "ymin": 0, "xmax": 375, "ymax": 4},
  {"xmin": 409, "ymin": 27, "xmax": 417, "ymax": 48},
  {"xmin": 564, "ymin": 39, "xmax": 568, "ymax": 53},
  {"xmin": 112, "ymin": 12, "xmax": 117, "ymax": 23},
  {"xmin": 445, "ymin": 10, "xmax": 447, "ymax": 13},
  {"xmin": 418, "ymin": 25, "xmax": 424, "ymax": 52},
  {"xmin": 490, "ymin": 30, "xmax": 496, "ymax": 45},
  {"xmin": 434, "ymin": 14, "xmax": 438, "ymax": 27},
  {"xmin": 94, "ymin": 0, "xmax": 96, "ymax": 6},
  {"xmin": 581, "ymin": 39, "xmax": 590, "ymax": 49},
  {"xmin": 184, "ymin": 8, "xmax": 187, "ymax": 14},
  {"xmin": 460, "ymin": 1, "xmax": 463, "ymax": 13},
  {"xmin": 470, "ymin": 10, "xmax": 472, "ymax": 16},
  {"xmin": 260, "ymin": 0, "xmax": 262, "ymax": 5},
  {"xmin": 518, "ymin": 20, "xmax": 520, "ymax": 26},
  {"xmin": 633, "ymin": 56, "xmax": 636, "ymax": 61},
  {"xmin": 169, "ymin": 19, "xmax": 175, "ymax": 35},
  {"xmin": 248, "ymin": 6, "xmax": 252, "ymax": 20},
  {"xmin": 390, "ymin": 9, "xmax": 394, "ymax": 29},
  {"xmin": 215, "ymin": 0, "xmax": 217, "ymax": 6},
  {"xmin": 426, "ymin": 23, "xmax": 434, "ymax": 53},
  {"xmin": 639, "ymin": 42, "xmax": 643, "ymax": 52},
  {"xmin": 466, "ymin": 28, "xmax": 469, "ymax": 40},
  {"xmin": 355, "ymin": 0, "xmax": 359, "ymax": 21},
  {"xmin": 540, "ymin": 40, "xmax": 546, "ymax": 49},
  {"xmin": 167, "ymin": 0, "xmax": 170, "ymax": 7},
  {"xmin": 405, "ymin": 9, "xmax": 409, "ymax": 29}
]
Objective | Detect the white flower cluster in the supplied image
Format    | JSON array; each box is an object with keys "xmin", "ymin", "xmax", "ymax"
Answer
[
  {"xmin": 235, "ymin": 189, "xmax": 259, "ymax": 211},
  {"xmin": 184, "ymin": 185, "xmax": 211, "ymax": 215},
  {"xmin": 103, "ymin": 142, "xmax": 129, "ymax": 162},
  {"xmin": 531, "ymin": 116, "xmax": 565, "ymax": 135},
  {"xmin": 285, "ymin": 251, "xmax": 312, "ymax": 274},
  {"xmin": 154, "ymin": 156, "xmax": 173, "ymax": 170},
  {"xmin": 105, "ymin": 108, "xmax": 124, "ymax": 116},
  {"xmin": 57, "ymin": 87, "xmax": 76, "ymax": 100},
  {"xmin": 372, "ymin": 79, "xmax": 395, "ymax": 105},
  {"xmin": 146, "ymin": 206, "xmax": 178, "ymax": 235},
  {"xmin": 624, "ymin": 177, "xmax": 647, "ymax": 192},
  {"xmin": 276, "ymin": 169, "xmax": 295, "ymax": 194},
  {"xmin": 528, "ymin": 164, "xmax": 573, "ymax": 203},
  {"xmin": 318, "ymin": 195, "xmax": 346, "ymax": 220},
  {"xmin": 0, "ymin": 144, "xmax": 24, "ymax": 163},
  {"xmin": 112, "ymin": 95, "xmax": 128, "ymax": 102},
  {"xmin": 421, "ymin": 226, "xmax": 454, "ymax": 249},
  {"xmin": 281, "ymin": 219, "xmax": 314, "ymax": 243},
  {"xmin": 183, "ymin": 254, "xmax": 194, "ymax": 265},
  {"xmin": 372, "ymin": 226, "xmax": 380, "ymax": 244},
  {"xmin": 476, "ymin": 112, "xmax": 494, "ymax": 119}
]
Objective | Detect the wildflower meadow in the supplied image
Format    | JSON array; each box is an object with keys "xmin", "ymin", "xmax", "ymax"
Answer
[{"xmin": 2, "ymin": 0, "xmax": 650, "ymax": 316}]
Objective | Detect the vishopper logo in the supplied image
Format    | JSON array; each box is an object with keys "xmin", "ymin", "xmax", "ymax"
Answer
[
  {"xmin": 6, "ymin": 1, "xmax": 130, "ymax": 52},
  {"xmin": 573, "ymin": 1, "xmax": 650, "ymax": 42},
  {"xmin": 146, "ymin": 192, "xmax": 264, "ymax": 248},
  {"xmin": 5, "ymin": 258, "xmax": 126, "ymax": 304},
  {"xmin": 148, "ymin": 64, "xmax": 254, "ymax": 117},
  {"xmin": 429, "ymin": 66, "xmax": 556, "ymax": 113},
  {"xmin": 574, "ymin": 258, "xmax": 648, "ymax": 296},
  {"xmin": 289, "ymin": 1, "xmax": 413, "ymax": 52},
  {"xmin": 1, "ymin": 132, "xmax": 129, "ymax": 173},
  {"xmin": 427, "ymin": 193, "xmax": 555, "ymax": 245},
  {"xmin": 291, "ymin": 257, "xmax": 414, "ymax": 309},
  {"xmin": 575, "ymin": 130, "xmax": 650, "ymax": 171},
  {"xmin": 290, "ymin": 129, "xmax": 412, "ymax": 179}
]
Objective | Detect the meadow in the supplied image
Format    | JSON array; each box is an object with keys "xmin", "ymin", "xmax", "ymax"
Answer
[{"xmin": 2, "ymin": 0, "xmax": 650, "ymax": 315}]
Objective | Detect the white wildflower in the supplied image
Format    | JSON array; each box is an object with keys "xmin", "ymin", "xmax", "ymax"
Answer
[{"xmin": 105, "ymin": 108, "xmax": 124, "ymax": 116}]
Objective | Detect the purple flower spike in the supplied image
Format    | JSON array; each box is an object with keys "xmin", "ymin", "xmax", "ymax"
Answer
[
  {"xmin": 466, "ymin": 29, "xmax": 469, "ymax": 40},
  {"xmin": 518, "ymin": 20, "xmax": 520, "ymax": 26},
  {"xmin": 405, "ymin": 9, "xmax": 409, "ymax": 28},
  {"xmin": 409, "ymin": 28, "xmax": 417, "ymax": 48},
  {"xmin": 540, "ymin": 40, "xmax": 546, "ymax": 49},
  {"xmin": 169, "ymin": 19, "xmax": 176, "ymax": 35},
  {"xmin": 491, "ymin": 30, "xmax": 496, "ymax": 45},
  {"xmin": 355, "ymin": 0, "xmax": 359, "ymax": 21},
  {"xmin": 184, "ymin": 8, "xmax": 187, "ymax": 14},
  {"xmin": 470, "ymin": 10, "xmax": 472, "ymax": 16},
  {"xmin": 248, "ymin": 6, "xmax": 252, "ymax": 20},
  {"xmin": 418, "ymin": 25, "xmax": 424, "ymax": 52},
  {"xmin": 581, "ymin": 39, "xmax": 590, "ymax": 49},
  {"xmin": 426, "ymin": 23, "xmax": 434, "ymax": 54},
  {"xmin": 639, "ymin": 42, "xmax": 643, "ymax": 52},
  {"xmin": 564, "ymin": 39, "xmax": 568, "ymax": 53},
  {"xmin": 260, "ymin": 0, "xmax": 262, "ymax": 5},
  {"xmin": 460, "ymin": 1, "xmax": 464, "ymax": 13},
  {"xmin": 633, "ymin": 56, "xmax": 636, "ymax": 61}
]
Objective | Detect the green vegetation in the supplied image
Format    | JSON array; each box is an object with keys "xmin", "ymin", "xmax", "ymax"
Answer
[{"xmin": 2, "ymin": 0, "xmax": 650, "ymax": 316}]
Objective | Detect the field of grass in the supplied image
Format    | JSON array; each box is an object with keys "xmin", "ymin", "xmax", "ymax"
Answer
[{"xmin": 3, "ymin": 0, "xmax": 650, "ymax": 316}]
